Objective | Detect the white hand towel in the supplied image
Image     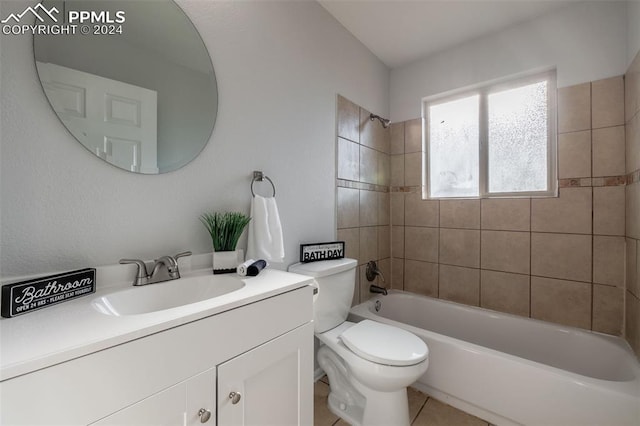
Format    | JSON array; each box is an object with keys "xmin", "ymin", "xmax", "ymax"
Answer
[{"xmin": 246, "ymin": 195, "xmax": 285, "ymax": 263}]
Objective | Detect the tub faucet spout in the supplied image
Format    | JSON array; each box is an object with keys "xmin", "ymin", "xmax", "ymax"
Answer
[{"xmin": 370, "ymin": 284, "xmax": 388, "ymax": 296}]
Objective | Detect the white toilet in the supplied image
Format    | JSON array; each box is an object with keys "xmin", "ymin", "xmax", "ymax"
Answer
[{"xmin": 289, "ymin": 258, "xmax": 429, "ymax": 426}]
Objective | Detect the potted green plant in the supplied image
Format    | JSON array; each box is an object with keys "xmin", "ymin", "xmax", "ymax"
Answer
[{"xmin": 200, "ymin": 211, "xmax": 251, "ymax": 274}]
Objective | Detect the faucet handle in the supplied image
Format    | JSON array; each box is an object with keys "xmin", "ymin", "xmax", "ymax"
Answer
[
  {"xmin": 172, "ymin": 251, "xmax": 192, "ymax": 278},
  {"xmin": 174, "ymin": 251, "xmax": 192, "ymax": 260},
  {"xmin": 365, "ymin": 260, "xmax": 386, "ymax": 283},
  {"xmin": 119, "ymin": 259, "xmax": 150, "ymax": 286},
  {"xmin": 119, "ymin": 259, "xmax": 148, "ymax": 277},
  {"xmin": 174, "ymin": 252, "xmax": 192, "ymax": 272}
]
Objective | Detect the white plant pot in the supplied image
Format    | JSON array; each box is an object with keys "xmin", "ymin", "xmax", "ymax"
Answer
[{"xmin": 213, "ymin": 249, "xmax": 244, "ymax": 274}]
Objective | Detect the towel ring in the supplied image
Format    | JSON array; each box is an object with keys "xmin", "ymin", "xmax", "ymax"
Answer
[{"xmin": 251, "ymin": 171, "xmax": 276, "ymax": 197}]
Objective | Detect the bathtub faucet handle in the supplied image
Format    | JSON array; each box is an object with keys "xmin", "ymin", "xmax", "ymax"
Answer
[{"xmin": 366, "ymin": 260, "xmax": 385, "ymax": 283}]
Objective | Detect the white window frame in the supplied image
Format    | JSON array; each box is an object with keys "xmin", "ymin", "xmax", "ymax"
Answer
[{"xmin": 423, "ymin": 70, "xmax": 557, "ymax": 199}]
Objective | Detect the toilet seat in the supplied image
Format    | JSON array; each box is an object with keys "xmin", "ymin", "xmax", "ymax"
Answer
[{"xmin": 339, "ymin": 320, "xmax": 428, "ymax": 366}]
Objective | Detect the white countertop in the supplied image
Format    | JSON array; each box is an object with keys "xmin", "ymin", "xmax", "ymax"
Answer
[{"xmin": 0, "ymin": 265, "xmax": 314, "ymax": 381}]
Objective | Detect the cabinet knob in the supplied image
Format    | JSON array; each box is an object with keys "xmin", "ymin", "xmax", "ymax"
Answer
[
  {"xmin": 229, "ymin": 391, "xmax": 242, "ymax": 404},
  {"xmin": 198, "ymin": 408, "xmax": 211, "ymax": 423}
]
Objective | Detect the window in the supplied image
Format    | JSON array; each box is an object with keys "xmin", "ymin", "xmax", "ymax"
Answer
[{"xmin": 425, "ymin": 71, "xmax": 557, "ymax": 199}]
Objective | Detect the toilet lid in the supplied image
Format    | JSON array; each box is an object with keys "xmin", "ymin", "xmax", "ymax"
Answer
[{"xmin": 339, "ymin": 320, "xmax": 428, "ymax": 366}]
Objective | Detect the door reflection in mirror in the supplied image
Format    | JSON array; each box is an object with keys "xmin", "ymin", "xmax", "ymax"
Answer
[{"xmin": 33, "ymin": 0, "xmax": 218, "ymax": 174}]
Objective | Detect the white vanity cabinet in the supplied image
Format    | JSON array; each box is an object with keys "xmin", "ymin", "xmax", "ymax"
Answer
[{"xmin": 0, "ymin": 285, "xmax": 313, "ymax": 426}]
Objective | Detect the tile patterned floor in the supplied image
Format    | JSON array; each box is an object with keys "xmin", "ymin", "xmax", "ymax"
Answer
[{"xmin": 314, "ymin": 378, "xmax": 490, "ymax": 426}]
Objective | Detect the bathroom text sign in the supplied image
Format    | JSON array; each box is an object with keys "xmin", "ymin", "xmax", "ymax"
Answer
[
  {"xmin": 300, "ymin": 241, "xmax": 345, "ymax": 263},
  {"xmin": 1, "ymin": 268, "xmax": 96, "ymax": 318}
]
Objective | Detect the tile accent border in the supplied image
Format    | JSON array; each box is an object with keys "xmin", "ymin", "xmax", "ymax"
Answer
[
  {"xmin": 390, "ymin": 185, "xmax": 420, "ymax": 193},
  {"xmin": 337, "ymin": 178, "xmax": 389, "ymax": 193},
  {"xmin": 559, "ymin": 176, "xmax": 627, "ymax": 188},
  {"xmin": 390, "ymin": 172, "xmax": 637, "ymax": 193}
]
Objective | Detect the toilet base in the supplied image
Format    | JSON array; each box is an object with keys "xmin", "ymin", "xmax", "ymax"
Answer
[
  {"xmin": 318, "ymin": 345, "xmax": 411, "ymax": 426},
  {"xmin": 326, "ymin": 385, "xmax": 410, "ymax": 426}
]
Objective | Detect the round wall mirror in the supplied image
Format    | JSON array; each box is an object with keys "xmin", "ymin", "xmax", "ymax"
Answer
[{"xmin": 33, "ymin": 0, "xmax": 218, "ymax": 174}]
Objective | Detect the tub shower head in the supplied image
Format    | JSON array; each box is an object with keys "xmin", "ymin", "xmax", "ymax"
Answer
[{"xmin": 369, "ymin": 113, "xmax": 390, "ymax": 129}]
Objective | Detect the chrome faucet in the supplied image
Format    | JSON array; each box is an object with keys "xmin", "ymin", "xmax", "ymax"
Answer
[
  {"xmin": 366, "ymin": 260, "xmax": 388, "ymax": 295},
  {"xmin": 120, "ymin": 251, "xmax": 192, "ymax": 286}
]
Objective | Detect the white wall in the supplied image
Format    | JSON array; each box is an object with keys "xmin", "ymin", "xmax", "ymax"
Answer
[
  {"xmin": 628, "ymin": 0, "xmax": 640, "ymax": 68},
  {"xmin": 390, "ymin": 1, "xmax": 628, "ymax": 122},
  {"xmin": 0, "ymin": 0, "xmax": 389, "ymax": 278}
]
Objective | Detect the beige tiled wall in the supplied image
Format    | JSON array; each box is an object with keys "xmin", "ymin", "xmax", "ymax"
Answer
[
  {"xmin": 336, "ymin": 96, "xmax": 390, "ymax": 305},
  {"xmin": 625, "ymin": 52, "xmax": 640, "ymax": 358},
  {"xmin": 336, "ymin": 68, "xmax": 639, "ymax": 354},
  {"xmin": 388, "ymin": 76, "xmax": 628, "ymax": 338}
]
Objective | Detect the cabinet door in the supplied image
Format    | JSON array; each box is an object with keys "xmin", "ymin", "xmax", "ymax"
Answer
[
  {"xmin": 187, "ymin": 369, "xmax": 216, "ymax": 426},
  {"xmin": 91, "ymin": 382, "xmax": 186, "ymax": 426},
  {"xmin": 218, "ymin": 323, "xmax": 313, "ymax": 426},
  {"xmin": 91, "ymin": 368, "xmax": 216, "ymax": 426}
]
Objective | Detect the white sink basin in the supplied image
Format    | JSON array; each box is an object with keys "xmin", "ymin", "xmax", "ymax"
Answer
[{"xmin": 92, "ymin": 275, "xmax": 245, "ymax": 316}]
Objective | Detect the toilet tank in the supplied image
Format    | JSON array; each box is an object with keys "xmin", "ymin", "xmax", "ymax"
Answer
[{"xmin": 288, "ymin": 258, "xmax": 357, "ymax": 333}]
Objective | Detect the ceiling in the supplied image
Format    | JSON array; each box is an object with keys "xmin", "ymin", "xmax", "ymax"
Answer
[{"xmin": 318, "ymin": 0, "xmax": 588, "ymax": 69}]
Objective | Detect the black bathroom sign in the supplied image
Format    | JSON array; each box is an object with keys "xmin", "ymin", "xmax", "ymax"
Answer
[
  {"xmin": 1, "ymin": 268, "xmax": 96, "ymax": 318},
  {"xmin": 300, "ymin": 241, "xmax": 345, "ymax": 263}
]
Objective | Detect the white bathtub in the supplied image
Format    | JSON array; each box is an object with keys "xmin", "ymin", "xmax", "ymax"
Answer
[{"xmin": 349, "ymin": 291, "xmax": 640, "ymax": 426}]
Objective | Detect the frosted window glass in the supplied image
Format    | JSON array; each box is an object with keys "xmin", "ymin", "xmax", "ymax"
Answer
[
  {"xmin": 429, "ymin": 95, "xmax": 479, "ymax": 198},
  {"xmin": 488, "ymin": 81, "xmax": 548, "ymax": 193}
]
